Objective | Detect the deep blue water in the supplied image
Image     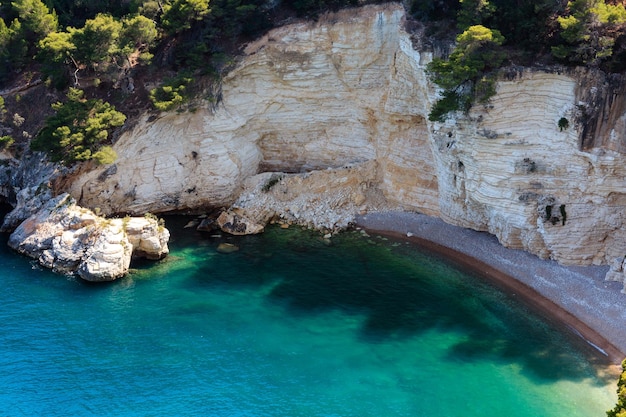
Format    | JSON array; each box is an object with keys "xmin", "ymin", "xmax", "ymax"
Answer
[{"xmin": 0, "ymin": 217, "xmax": 616, "ymax": 416}]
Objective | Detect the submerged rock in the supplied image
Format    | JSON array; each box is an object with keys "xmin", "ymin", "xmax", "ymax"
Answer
[
  {"xmin": 8, "ymin": 193, "xmax": 169, "ymax": 282},
  {"xmin": 216, "ymin": 243, "xmax": 240, "ymax": 254},
  {"xmin": 196, "ymin": 217, "xmax": 216, "ymax": 232}
]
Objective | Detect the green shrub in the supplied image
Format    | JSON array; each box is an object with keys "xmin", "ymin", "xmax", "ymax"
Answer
[
  {"xmin": 149, "ymin": 75, "xmax": 193, "ymax": 111},
  {"xmin": 428, "ymin": 90, "xmax": 471, "ymax": 122},
  {"xmin": 161, "ymin": 0, "xmax": 211, "ymax": 35},
  {"xmin": 92, "ymin": 145, "xmax": 117, "ymax": 165},
  {"xmin": 0, "ymin": 95, "xmax": 6, "ymax": 124},
  {"xmin": 558, "ymin": 117, "xmax": 569, "ymax": 131},
  {"xmin": 31, "ymin": 88, "xmax": 125, "ymax": 165},
  {"xmin": 0, "ymin": 135, "xmax": 14, "ymax": 149},
  {"xmin": 552, "ymin": 0, "xmax": 626, "ymax": 67},
  {"xmin": 607, "ymin": 358, "xmax": 626, "ymax": 417},
  {"xmin": 37, "ymin": 12, "xmax": 157, "ymax": 87},
  {"xmin": 427, "ymin": 25, "xmax": 506, "ymax": 122}
]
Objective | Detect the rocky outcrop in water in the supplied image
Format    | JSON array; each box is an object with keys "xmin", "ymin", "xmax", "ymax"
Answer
[{"xmin": 8, "ymin": 193, "xmax": 169, "ymax": 281}]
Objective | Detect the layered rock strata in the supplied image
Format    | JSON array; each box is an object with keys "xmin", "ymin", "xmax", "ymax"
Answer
[
  {"xmin": 8, "ymin": 194, "xmax": 169, "ymax": 281},
  {"xmin": 65, "ymin": 4, "xmax": 626, "ymax": 287},
  {"xmin": 69, "ymin": 4, "xmax": 434, "ymax": 217}
]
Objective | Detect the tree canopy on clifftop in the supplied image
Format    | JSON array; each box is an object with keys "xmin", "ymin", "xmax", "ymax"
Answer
[
  {"xmin": 2, "ymin": 0, "xmax": 626, "ymax": 159},
  {"xmin": 2, "ymin": 0, "xmax": 625, "ymax": 90},
  {"xmin": 421, "ymin": 0, "xmax": 626, "ymax": 120}
]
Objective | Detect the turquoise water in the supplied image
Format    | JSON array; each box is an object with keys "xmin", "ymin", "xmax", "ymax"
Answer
[{"xmin": 0, "ymin": 217, "xmax": 616, "ymax": 416}]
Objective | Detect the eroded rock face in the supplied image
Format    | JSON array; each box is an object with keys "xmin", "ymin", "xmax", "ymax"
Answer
[
  {"xmin": 216, "ymin": 161, "xmax": 383, "ymax": 234},
  {"xmin": 8, "ymin": 194, "xmax": 169, "ymax": 281},
  {"xmin": 67, "ymin": 4, "xmax": 626, "ymax": 278},
  {"xmin": 1, "ymin": 184, "xmax": 52, "ymax": 232},
  {"xmin": 432, "ymin": 72, "xmax": 626, "ymax": 268},
  {"xmin": 0, "ymin": 152, "xmax": 56, "ymax": 232},
  {"xmin": 69, "ymin": 3, "xmax": 436, "ymax": 217}
]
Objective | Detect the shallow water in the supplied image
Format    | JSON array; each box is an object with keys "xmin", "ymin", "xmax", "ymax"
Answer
[{"xmin": 0, "ymin": 218, "xmax": 617, "ymax": 416}]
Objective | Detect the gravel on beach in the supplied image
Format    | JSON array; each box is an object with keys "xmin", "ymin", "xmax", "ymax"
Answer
[{"xmin": 355, "ymin": 211, "xmax": 626, "ymax": 363}]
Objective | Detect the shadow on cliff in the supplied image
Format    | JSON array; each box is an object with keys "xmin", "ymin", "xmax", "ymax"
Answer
[{"xmin": 171, "ymin": 219, "xmax": 614, "ymax": 386}]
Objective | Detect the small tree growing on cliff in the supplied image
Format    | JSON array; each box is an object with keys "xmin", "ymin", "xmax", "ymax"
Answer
[
  {"xmin": 37, "ymin": 13, "xmax": 157, "ymax": 87},
  {"xmin": 149, "ymin": 74, "xmax": 193, "ymax": 111},
  {"xmin": 12, "ymin": 0, "xmax": 59, "ymax": 42},
  {"xmin": 427, "ymin": 25, "xmax": 506, "ymax": 122},
  {"xmin": 161, "ymin": 0, "xmax": 211, "ymax": 35}
]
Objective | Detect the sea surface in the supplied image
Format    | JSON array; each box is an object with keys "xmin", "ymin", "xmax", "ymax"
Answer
[{"xmin": 0, "ymin": 217, "xmax": 617, "ymax": 416}]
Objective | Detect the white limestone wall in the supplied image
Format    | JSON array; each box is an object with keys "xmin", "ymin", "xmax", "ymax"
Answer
[{"xmin": 69, "ymin": 3, "xmax": 626, "ymax": 266}]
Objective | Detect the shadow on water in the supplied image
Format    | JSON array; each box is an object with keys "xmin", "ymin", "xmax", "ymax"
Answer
[{"xmin": 164, "ymin": 218, "xmax": 615, "ymax": 385}]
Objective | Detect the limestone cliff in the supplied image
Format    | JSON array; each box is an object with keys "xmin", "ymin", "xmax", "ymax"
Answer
[
  {"xmin": 69, "ymin": 4, "xmax": 436, "ymax": 217},
  {"xmin": 66, "ymin": 4, "xmax": 626, "ymax": 277},
  {"xmin": 434, "ymin": 71, "xmax": 626, "ymax": 267}
]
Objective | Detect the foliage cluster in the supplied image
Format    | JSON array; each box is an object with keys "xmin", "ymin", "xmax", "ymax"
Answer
[
  {"xmin": 0, "ymin": 96, "xmax": 13, "ymax": 149},
  {"xmin": 552, "ymin": 0, "xmax": 626, "ymax": 69},
  {"xmin": 419, "ymin": 0, "xmax": 626, "ymax": 120},
  {"xmin": 426, "ymin": 24, "xmax": 506, "ymax": 121},
  {"xmin": 608, "ymin": 358, "xmax": 626, "ymax": 417},
  {"xmin": 149, "ymin": 74, "xmax": 193, "ymax": 111},
  {"xmin": 0, "ymin": 135, "xmax": 14, "ymax": 149},
  {"xmin": 0, "ymin": 0, "xmax": 56, "ymax": 82},
  {"xmin": 30, "ymin": 88, "xmax": 124, "ymax": 165},
  {"xmin": 37, "ymin": 12, "xmax": 158, "ymax": 88}
]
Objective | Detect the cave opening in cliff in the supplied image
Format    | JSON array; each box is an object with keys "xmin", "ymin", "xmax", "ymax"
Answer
[{"xmin": 0, "ymin": 201, "xmax": 13, "ymax": 226}]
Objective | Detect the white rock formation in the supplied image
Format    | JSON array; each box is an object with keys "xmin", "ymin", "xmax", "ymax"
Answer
[
  {"xmin": 8, "ymin": 194, "xmax": 169, "ymax": 281},
  {"xmin": 70, "ymin": 4, "xmax": 433, "ymax": 216},
  {"xmin": 67, "ymin": 4, "xmax": 626, "ymax": 285},
  {"xmin": 216, "ymin": 161, "xmax": 383, "ymax": 234},
  {"xmin": 432, "ymin": 71, "xmax": 626, "ymax": 267}
]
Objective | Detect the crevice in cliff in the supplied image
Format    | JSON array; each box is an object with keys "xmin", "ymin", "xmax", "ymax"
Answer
[{"xmin": 0, "ymin": 201, "xmax": 13, "ymax": 227}]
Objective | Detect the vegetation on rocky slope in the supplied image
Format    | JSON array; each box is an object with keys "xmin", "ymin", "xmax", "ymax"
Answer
[
  {"xmin": 423, "ymin": 0, "xmax": 626, "ymax": 120},
  {"xmin": 426, "ymin": 24, "xmax": 506, "ymax": 122},
  {"xmin": 2, "ymin": 0, "xmax": 626, "ymax": 157},
  {"xmin": 30, "ymin": 87, "xmax": 124, "ymax": 165}
]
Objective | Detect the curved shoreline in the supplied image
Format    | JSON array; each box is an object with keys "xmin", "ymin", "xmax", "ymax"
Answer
[{"xmin": 355, "ymin": 211, "xmax": 626, "ymax": 365}]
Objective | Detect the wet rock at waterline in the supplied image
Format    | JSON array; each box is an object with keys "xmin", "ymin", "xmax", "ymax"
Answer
[{"xmin": 8, "ymin": 194, "xmax": 169, "ymax": 281}]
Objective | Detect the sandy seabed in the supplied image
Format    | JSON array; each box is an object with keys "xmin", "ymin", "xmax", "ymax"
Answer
[{"xmin": 355, "ymin": 211, "xmax": 626, "ymax": 365}]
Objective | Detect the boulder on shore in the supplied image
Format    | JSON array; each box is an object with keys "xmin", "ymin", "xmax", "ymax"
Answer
[
  {"xmin": 8, "ymin": 193, "xmax": 169, "ymax": 282},
  {"xmin": 216, "ymin": 208, "xmax": 267, "ymax": 236}
]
